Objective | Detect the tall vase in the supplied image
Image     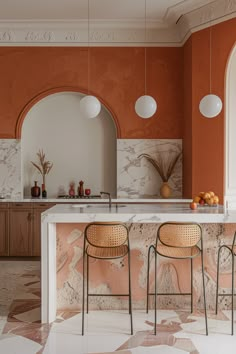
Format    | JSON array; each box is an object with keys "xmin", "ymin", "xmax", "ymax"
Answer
[
  {"xmin": 160, "ymin": 181, "xmax": 171, "ymax": 199},
  {"xmin": 42, "ymin": 179, "xmax": 47, "ymax": 198}
]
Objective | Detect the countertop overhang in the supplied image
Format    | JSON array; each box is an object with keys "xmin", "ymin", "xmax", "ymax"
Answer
[{"xmin": 41, "ymin": 202, "xmax": 234, "ymax": 223}]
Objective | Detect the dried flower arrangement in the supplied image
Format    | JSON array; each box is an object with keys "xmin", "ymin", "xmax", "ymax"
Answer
[
  {"xmin": 138, "ymin": 151, "xmax": 181, "ymax": 182},
  {"xmin": 31, "ymin": 149, "xmax": 53, "ymax": 185}
]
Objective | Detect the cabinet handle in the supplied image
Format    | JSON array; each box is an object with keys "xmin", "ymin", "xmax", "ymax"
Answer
[{"xmin": 28, "ymin": 212, "xmax": 32, "ymax": 221}]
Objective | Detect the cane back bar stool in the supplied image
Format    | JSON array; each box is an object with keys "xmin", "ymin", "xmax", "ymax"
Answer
[
  {"xmin": 146, "ymin": 222, "xmax": 208, "ymax": 335},
  {"xmin": 82, "ymin": 222, "xmax": 133, "ymax": 335},
  {"xmin": 216, "ymin": 231, "xmax": 236, "ymax": 335}
]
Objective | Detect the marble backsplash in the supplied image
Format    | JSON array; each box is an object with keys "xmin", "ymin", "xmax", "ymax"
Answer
[
  {"xmin": 117, "ymin": 139, "xmax": 182, "ymax": 198},
  {"xmin": 0, "ymin": 138, "xmax": 182, "ymax": 199},
  {"xmin": 0, "ymin": 139, "xmax": 21, "ymax": 199}
]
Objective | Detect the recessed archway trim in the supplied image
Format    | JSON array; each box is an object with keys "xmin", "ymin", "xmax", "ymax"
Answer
[{"xmin": 15, "ymin": 86, "xmax": 121, "ymax": 139}]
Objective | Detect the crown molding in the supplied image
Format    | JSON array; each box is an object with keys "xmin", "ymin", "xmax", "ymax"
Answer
[
  {"xmin": 0, "ymin": 1, "xmax": 235, "ymax": 47},
  {"xmin": 177, "ymin": 0, "xmax": 236, "ymax": 42}
]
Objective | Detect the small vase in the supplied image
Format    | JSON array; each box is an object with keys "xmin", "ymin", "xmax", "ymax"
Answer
[
  {"xmin": 42, "ymin": 183, "xmax": 47, "ymax": 198},
  {"xmin": 160, "ymin": 181, "xmax": 171, "ymax": 199},
  {"xmin": 69, "ymin": 182, "xmax": 75, "ymax": 196},
  {"xmin": 31, "ymin": 181, "xmax": 40, "ymax": 198}
]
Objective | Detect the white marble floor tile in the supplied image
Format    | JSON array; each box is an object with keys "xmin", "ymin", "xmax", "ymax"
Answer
[
  {"xmin": 186, "ymin": 333, "xmax": 236, "ymax": 354},
  {"xmin": 43, "ymin": 331, "xmax": 129, "ymax": 354},
  {"xmin": 0, "ymin": 333, "xmax": 42, "ymax": 354}
]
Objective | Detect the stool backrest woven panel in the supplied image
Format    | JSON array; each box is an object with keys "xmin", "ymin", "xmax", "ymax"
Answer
[
  {"xmin": 157, "ymin": 222, "xmax": 201, "ymax": 248},
  {"xmin": 85, "ymin": 223, "xmax": 128, "ymax": 248}
]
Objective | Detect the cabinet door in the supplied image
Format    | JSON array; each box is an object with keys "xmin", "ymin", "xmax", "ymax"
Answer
[
  {"xmin": 32, "ymin": 203, "xmax": 56, "ymax": 256},
  {"xmin": 0, "ymin": 205, "xmax": 9, "ymax": 256},
  {"xmin": 9, "ymin": 204, "xmax": 32, "ymax": 256}
]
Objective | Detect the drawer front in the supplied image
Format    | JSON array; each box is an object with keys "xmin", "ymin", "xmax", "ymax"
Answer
[{"xmin": 10, "ymin": 202, "xmax": 33, "ymax": 209}]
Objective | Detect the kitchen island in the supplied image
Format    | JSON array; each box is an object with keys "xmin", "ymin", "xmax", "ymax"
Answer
[{"xmin": 41, "ymin": 203, "xmax": 236, "ymax": 323}]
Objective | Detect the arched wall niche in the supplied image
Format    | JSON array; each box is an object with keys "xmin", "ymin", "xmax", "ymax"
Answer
[
  {"xmin": 16, "ymin": 86, "xmax": 121, "ymax": 138},
  {"xmin": 225, "ymin": 42, "xmax": 236, "ymax": 208},
  {"xmin": 21, "ymin": 89, "xmax": 118, "ymax": 198}
]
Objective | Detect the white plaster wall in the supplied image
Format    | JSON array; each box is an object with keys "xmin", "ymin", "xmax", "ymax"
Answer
[
  {"xmin": 225, "ymin": 44, "xmax": 236, "ymax": 208},
  {"xmin": 21, "ymin": 92, "xmax": 116, "ymax": 198}
]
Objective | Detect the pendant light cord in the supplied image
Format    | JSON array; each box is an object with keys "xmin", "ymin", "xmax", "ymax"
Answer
[
  {"xmin": 87, "ymin": 0, "xmax": 90, "ymax": 95},
  {"xmin": 144, "ymin": 0, "xmax": 147, "ymax": 95},
  {"xmin": 209, "ymin": 24, "xmax": 212, "ymax": 93}
]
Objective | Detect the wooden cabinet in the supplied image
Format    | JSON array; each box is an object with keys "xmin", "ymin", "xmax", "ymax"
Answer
[
  {"xmin": 0, "ymin": 203, "xmax": 9, "ymax": 256},
  {"xmin": 32, "ymin": 203, "xmax": 55, "ymax": 256},
  {"xmin": 9, "ymin": 203, "xmax": 33, "ymax": 256},
  {"xmin": 0, "ymin": 201, "xmax": 57, "ymax": 257}
]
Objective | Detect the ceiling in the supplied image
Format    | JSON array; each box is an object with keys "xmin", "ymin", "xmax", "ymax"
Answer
[{"xmin": 0, "ymin": 0, "xmax": 235, "ymax": 46}]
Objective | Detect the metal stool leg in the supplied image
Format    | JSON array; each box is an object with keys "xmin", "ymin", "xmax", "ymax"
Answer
[
  {"xmin": 190, "ymin": 258, "xmax": 193, "ymax": 313},
  {"xmin": 154, "ymin": 251, "xmax": 157, "ymax": 335},
  {"xmin": 128, "ymin": 249, "xmax": 133, "ymax": 335},
  {"xmin": 82, "ymin": 250, "xmax": 86, "ymax": 335},
  {"xmin": 146, "ymin": 245, "xmax": 153, "ymax": 314},
  {"xmin": 86, "ymin": 255, "xmax": 89, "ymax": 314},
  {"xmin": 201, "ymin": 251, "xmax": 208, "ymax": 336},
  {"xmin": 231, "ymin": 253, "xmax": 234, "ymax": 335}
]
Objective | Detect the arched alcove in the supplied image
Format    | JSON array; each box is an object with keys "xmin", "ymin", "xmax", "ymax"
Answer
[
  {"xmin": 21, "ymin": 91, "xmax": 117, "ymax": 198},
  {"xmin": 225, "ymin": 43, "xmax": 236, "ymax": 208}
]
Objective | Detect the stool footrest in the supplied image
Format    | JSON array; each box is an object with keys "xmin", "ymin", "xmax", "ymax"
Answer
[
  {"xmin": 88, "ymin": 293, "xmax": 130, "ymax": 297},
  {"xmin": 148, "ymin": 292, "xmax": 191, "ymax": 296}
]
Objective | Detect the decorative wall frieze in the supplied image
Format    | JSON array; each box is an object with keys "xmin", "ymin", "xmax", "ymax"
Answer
[{"xmin": 0, "ymin": 1, "xmax": 235, "ymax": 47}]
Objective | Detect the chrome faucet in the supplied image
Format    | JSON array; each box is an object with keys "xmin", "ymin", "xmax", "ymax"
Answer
[{"xmin": 100, "ymin": 191, "xmax": 112, "ymax": 209}]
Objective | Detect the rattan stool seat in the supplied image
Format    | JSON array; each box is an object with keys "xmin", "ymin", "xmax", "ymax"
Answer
[
  {"xmin": 86, "ymin": 244, "xmax": 128, "ymax": 259},
  {"xmin": 156, "ymin": 244, "xmax": 200, "ymax": 258}
]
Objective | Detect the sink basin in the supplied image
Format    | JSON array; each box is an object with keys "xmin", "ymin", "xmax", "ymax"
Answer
[
  {"xmin": 71, "ymin": 204, "xmax": 127, "ymax": 209},
  {"xmin": 93, "ymin": 204, "xmax": 127, "ymax": 208}
]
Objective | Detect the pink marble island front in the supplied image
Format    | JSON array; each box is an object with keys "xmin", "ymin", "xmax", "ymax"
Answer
[{"xmin": 41, "ymin": 203, "xmax": 236, "ymax": 323}]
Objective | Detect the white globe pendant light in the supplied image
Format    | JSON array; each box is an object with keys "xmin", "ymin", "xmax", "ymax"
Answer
[
  {"xmin": 79, "ymin": 95, "xmax": 101, "ymax": 119},
  {"xmin": 199, "ymin": 94, "xmax": 222, "ymax": 118},
  {"xmin": 79, "ymin": 0, "xmax": 101, "ymax": 119},
  {"xmin": 199, "ymin": 24, "xmax": 222, "ymax": 118},
  {"xmin": 135, "ymin": 95, "xmax": 157, "ymax": 119},
  {"xmin": 135, "ymin": 0, "xmax": 157, "ymax": 119}
]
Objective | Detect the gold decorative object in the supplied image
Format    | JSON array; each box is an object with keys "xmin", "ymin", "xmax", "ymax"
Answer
[
  {"xmin": 138, "ymin": 151, "xmax": 181, "ymax": 198},
  {"xmin": 31, "ymin": 149, "xmax": 53, "ymax": 186}
]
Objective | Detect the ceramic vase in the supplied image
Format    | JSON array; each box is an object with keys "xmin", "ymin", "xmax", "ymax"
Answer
[
  {"xmin": 160, "ymin": 181, "xmax": 171, "ymax": 198},
  {"xmin": 31, "ymin": 181, "xmax": 40, "ymax": 198}
]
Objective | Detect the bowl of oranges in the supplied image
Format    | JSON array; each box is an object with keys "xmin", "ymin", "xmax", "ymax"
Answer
[{"xmin": 190, "ymin": 191, "xmax": 219, "ymax": 210}]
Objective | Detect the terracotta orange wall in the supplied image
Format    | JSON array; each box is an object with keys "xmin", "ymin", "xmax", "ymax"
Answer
[
  {"xmin": 0, "ymin": 46, "xmax": 183, "ymax": 139},
  {"xmin": 183, "ymin": 18, "xmax": 236, "ymax": 202},
  {"xmin": 183, "ymin": 37, "xmax": 193, "ymax": 198}
]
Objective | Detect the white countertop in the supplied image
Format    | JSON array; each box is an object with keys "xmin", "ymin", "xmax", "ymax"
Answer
[
  {"xmin": 41, "ymin": 202, "xmax": 234, "ymax": 223},
  {"xmin": 0, "ymin": 197, "xmax": 192, "ymax": 203}
]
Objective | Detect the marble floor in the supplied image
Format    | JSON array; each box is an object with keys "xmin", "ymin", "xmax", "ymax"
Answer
[{"xmin": 0, "ymin": 260, "xmax": 236, "ymax": 354}]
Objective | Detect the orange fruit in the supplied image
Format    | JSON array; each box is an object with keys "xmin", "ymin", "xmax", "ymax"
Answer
[
  {"xmin": 213, "ymin": 196, "xmax": 219, "ymax": 204},
  {"xmin": 203, "ymin": 192, "xmax": 211, "ymax": 200},
  {"xmin": 193, "ymin": 196, "xmax": 201, "ymax": 203}
]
